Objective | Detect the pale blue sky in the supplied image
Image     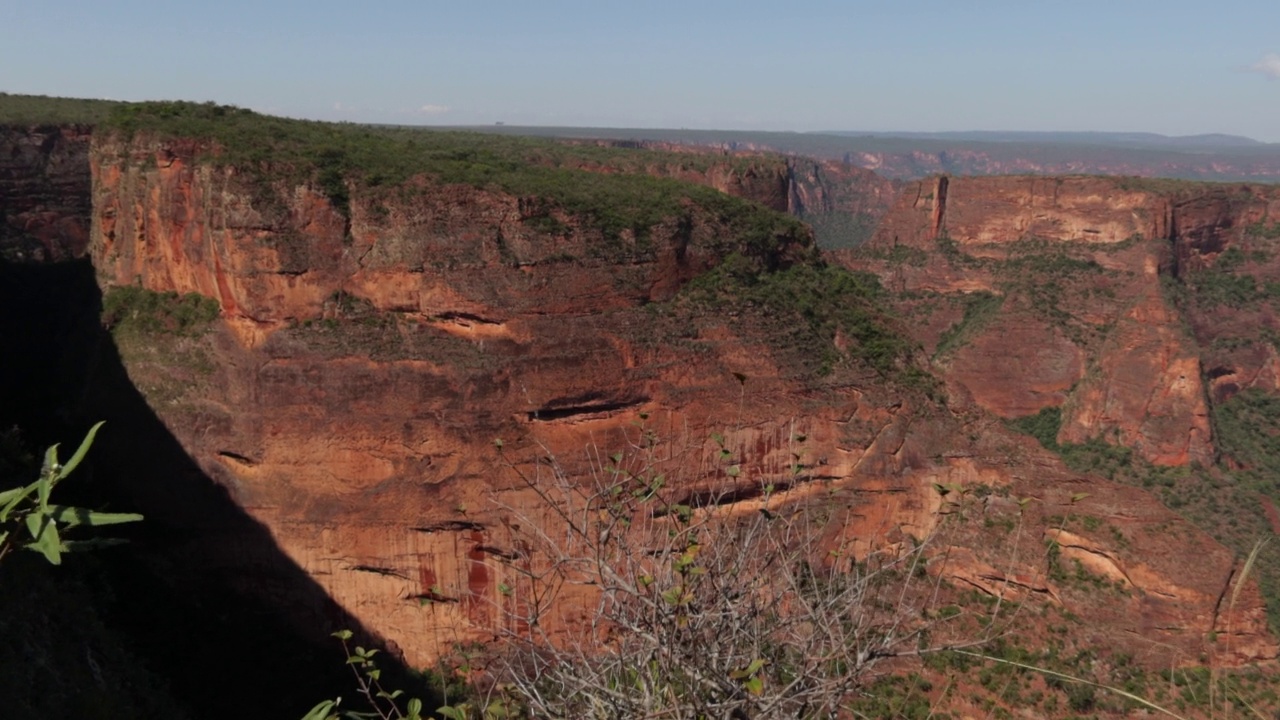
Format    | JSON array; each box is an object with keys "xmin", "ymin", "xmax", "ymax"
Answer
[{"xmin": 2, "ymin": 0, "xmax": 1279, "ymax": 140}]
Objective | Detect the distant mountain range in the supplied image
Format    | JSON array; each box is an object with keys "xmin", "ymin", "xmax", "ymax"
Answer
[
  {"xmin": 815, "ymin": 130, "xmax": 1269, "ymax": 150},
  {"xmin": 459, "ymin": 126, "xmax": 1280, "ymax": 182}
]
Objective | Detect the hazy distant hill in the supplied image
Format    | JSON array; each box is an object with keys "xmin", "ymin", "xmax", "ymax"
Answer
[
  {"xmin": 461, "ymin": 125, "xmax": 1280, "ymax": 182},
  {"xmin": 817, "ymin": 130, "xmax": 1267, "ymax": 150}
]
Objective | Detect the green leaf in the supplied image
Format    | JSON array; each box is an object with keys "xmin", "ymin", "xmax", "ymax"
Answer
[
  {"xmin": 48, "ymin": 505, "xmax": 143, "ymax": 528},
  {"xmin": 25, "ymin": 514, "xmax": 62, "ymax": 565},
  {"xmin": 331, "ymin": 629, "xmax": 354, "ymax": 640},
  {"xmin": 300, "ymin": 699, "xmax": 338, "ymax": 720},
  {"xmin": 406, "ymin": 698, "xmax": 423, "ymax": 719},
  {"xmin": 0, "ymin": 482, "xmax": 37, "ymax": 521},
  {"xmin": 25, "ymin": 512, "xmax": 44, "ymax": 540},
  {"xmin": 36, "ymin": 469, "xmax": 52, "ymax": 512},
  {"xmin": 58, "ymin": 421, "xmax": 104, "ymax": 481},
  {"xmin": 725, "ymin": 465, "xmax": 740, "ymax": 478},
  {"xmin": 744, "ymin": 676, "xmax": 764, "ymax": 695},
  {"xmin": 0, "ymin": 485, "xmax": 27, "ymax": 507},
  {"xmin": 435, "ymin": 703, "xmax": 464, "ymax": 720}
]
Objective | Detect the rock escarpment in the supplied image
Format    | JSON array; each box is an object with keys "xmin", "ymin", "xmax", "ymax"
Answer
[
  {"xmin": 843, "ymin": 176, "xmax": 1280, "ymax": 666},
  {"xmin": 845, "ymin": 176, "xmax": 1280, "ymax": 465},
  {"xmin": 78, "ymin": 125, "xmax": 1275, "ymax": 670},
  {"xmin": 2, "ymin": 107, "xmax": 1275, "ymax": 703},
  {"xmin": 564, "ymin": 138, "xmax": 900, "ymax": 249}
]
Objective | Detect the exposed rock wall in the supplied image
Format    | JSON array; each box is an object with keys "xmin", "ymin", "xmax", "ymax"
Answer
[
  {"xmin": 80, "ymin": 135, "xmax": 1275, "ymax": 668},
  {"xmin": 4, "ymin": 124, "xmax": 1274, "ymax": 676},
  {"xmin": 843, "ymin": 175, "xmax": 1280, "ymax": 468}
]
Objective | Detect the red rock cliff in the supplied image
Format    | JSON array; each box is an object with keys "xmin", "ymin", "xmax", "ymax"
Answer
[
  {"xmin": 842, "ymin": 175, "xmax": 1280, "ymax": 469},
  {"xmin": 82, "ymin": 133, "xmax": 1274, "ymax": 670}
]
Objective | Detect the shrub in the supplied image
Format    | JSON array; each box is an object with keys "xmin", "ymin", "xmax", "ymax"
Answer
[
  {"xmin": 479, "ymin": 426, "xmax": 1007, "ymax": 719},
  {"xmin": 934, "ymin": 291, "xmax": 1003, "ymax": 358},
  {"xmin": 101, "ymin": 285, "xmax": 221, "ymax": 337},
  {"xmin": 685, "ymin": 259, "xmax": 920, "ymax": 377}
]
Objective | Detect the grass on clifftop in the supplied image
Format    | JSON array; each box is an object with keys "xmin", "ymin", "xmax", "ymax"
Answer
[
  {"xmin": 102, "ymin": 101, "xmax": 803, "ymax": 245},
  {"xmin": 0, "ymin": 92, "xmax": 122, "ymax": 125},
  {"xmin": 0, "ymin": 95, "xmax": 805, "ymax": 249}
]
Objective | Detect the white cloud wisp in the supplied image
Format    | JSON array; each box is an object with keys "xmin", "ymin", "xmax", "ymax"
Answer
[{"xmin": 1250, "ymin": 53, "xmax": 1280, "ymax": 79}]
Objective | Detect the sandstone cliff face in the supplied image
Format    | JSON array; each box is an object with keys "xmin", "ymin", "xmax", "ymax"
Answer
[
  {"xmin": 843, "ymin": 175, "xmax": 1280, "ymax": 469},
  {"xmin": 75, "ymin": 132, "xmax": 1274, "ymax": 671},
  {"xmin": 0, "ymin": 125, "xmax": 92, "ymax": 262}
]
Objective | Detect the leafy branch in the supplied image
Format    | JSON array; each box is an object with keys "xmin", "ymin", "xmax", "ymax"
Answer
[{"xmin": 0, "ymin": 422, "xmax": 142, "ymax": 566}]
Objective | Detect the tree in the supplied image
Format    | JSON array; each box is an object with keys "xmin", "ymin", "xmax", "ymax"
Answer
[{"xmin": 483, "ymin": 428, "xmax": 1003, "ymax": 719}]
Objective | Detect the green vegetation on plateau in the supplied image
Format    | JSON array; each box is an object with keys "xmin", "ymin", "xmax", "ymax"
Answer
[
  {"xmin": 1, "ymin": 94, "xmax": 805, "ymax": 250},
  {"xmin": 0, "ymin": 92, "xmax": 121, "ymax": 125},
  {"xmin": 685, "ymin": 257, "xmax": 924, "ymax": 380}
]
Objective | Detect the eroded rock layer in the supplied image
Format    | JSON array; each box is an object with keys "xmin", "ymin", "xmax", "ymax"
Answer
[{"xmin": 74, "ymin": 131, "xmax": 1276, "ymax": 668}]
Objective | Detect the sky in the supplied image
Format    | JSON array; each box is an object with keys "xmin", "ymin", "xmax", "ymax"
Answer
[{"xmin": 2, "ymin": 0, "xmax": 1279, "ymax": 141}]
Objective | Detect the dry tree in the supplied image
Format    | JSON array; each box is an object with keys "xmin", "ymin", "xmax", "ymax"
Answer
[{"xmin": 482, "ymin": 422, "xmax": 1016, "ymax": 719}]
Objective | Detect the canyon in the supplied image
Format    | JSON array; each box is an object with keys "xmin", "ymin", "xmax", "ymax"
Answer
[{"xmin": 4, "ymin": 102, "xmax": 1280, "ymax": 718}]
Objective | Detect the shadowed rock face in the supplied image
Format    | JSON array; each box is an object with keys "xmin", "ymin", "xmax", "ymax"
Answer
[
  {"xmin": 0, "ymin": 124, "xmax": 92, "ymax": 262},
  {"xmin": 4, "ymin": 125, "xmax": 1275, "ymax": 680}
]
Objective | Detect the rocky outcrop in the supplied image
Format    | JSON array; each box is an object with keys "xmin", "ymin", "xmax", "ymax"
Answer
[
  {"xmin": 844, "ymin": 175, "xmax": 1280, "ymax": 468},
  {"xmin": 4, "ymin": 117, "xmax": 1275, "ymax": 688},
  {"xmin": 1058, "ymin": 288, "xmax": 1212, "ymax": 466},
  {"xmin": 74, "ymin": 132, "xmax": 1274, "ymax": 670}
]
